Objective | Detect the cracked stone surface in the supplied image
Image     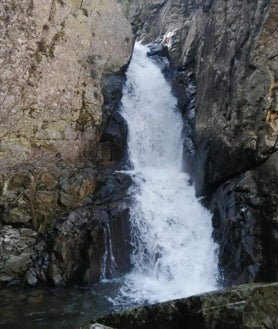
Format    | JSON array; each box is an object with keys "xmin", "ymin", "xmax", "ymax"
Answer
[
  {"xmin": 0, "ymin": 0, "xmax": 132, "ymax": 167},
  {"xmin": 0, "ymin": 0, "xmax": 132, "ymax": 286},
  {"xmin": 79, "ymin": 283, "xmax": 278, "ymax": 329},
  {"xmin": 126, "ymin": 0, "xmax": 278, "ymax": 283}
]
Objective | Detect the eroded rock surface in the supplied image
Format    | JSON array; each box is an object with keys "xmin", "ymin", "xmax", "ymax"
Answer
[
  {"xmin": 126, "ymin": 0, "xmax": 278, "ymax": 284},
  {"xmin": 80, "ymin": 283, "xmax": 278, "ymax": 329},
  {"xmin": 0, "ymin": 0, "xmax": 132, "ymax": 285},
  {"xmin": 0, "ymin": 0, "xmax": 132, "ymax": 168}
]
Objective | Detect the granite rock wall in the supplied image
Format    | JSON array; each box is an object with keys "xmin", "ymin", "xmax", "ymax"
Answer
[{"xmin": 0, "ymin": 0, "xmax": 132, "ymax": 286}]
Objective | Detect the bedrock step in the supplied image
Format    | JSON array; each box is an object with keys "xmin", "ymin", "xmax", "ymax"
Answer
[{"xmin": 79, "ymin": 282, "xmax": 278, "ymax": 329}]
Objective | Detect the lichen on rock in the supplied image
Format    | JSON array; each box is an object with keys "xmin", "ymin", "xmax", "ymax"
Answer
[{"xmin": 0, "ymin": 0, "xmax": 132, "ymax": 286}]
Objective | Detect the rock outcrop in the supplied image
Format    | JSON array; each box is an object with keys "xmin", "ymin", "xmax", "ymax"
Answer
[
  {"xmin": 126, "ymin": 0, "xmax": 278, "ymax": 285},
  {"xmin": 0, "ymin": 0, "xmax": 132, "ymax": 286},
  {"xmin": 80, "ymin": 283, "xmax": 278, "ymax": 329}
]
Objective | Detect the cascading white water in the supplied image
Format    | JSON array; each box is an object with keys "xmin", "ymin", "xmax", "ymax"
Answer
[{"xmin": 115, "ymin": 43, "xmax": 218, "ymax": 305}]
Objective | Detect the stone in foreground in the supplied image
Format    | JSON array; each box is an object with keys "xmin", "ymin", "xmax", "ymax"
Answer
[
  {"xmin": 79, "ymin": 283, "xmax": 278, "ymax": 329},
  {"xmin": 89, "ymin": 324, "xmax": 114, "ymax": 329}
]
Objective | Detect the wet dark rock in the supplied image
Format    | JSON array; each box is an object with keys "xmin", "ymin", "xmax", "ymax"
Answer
[
  {"xmin": 92, "ymin": 172, "xmax": 132, "ymax": 278},
  {"xmin": 126, "ymin": 0, "xmax": 278, "ymax": 285},
  {"xmin": 46, "ymin": 204, "xmax": 130, "ymax": 286},
  {"xmin": 79, "ymin": 283, "xmax": 278, "ymax": 329},
  {"xmin": 110, "ymin": 206, "xmax": 131, "ymax": 274},
  {"xmin": 95, "ymin": 173, "xmax": 132, "ymax": 206},
  {"xmin": 102, "ymin": 75, "xmax": 127, "ymax": 112},
  {"xmin": 97, "ymin": 111, "xmax": 128, "ymax": 169},
  {"xmin": 210, "ymin": 174, "xmax": 263, "ymax": 285},
  {"xmin": 210, "ymin": 152, "xmax": 278, "ymax": 285},
  {"xmin": 25, "ymin": 269, "xmax": 38, "ymax": 287},
  {"xmin": 48, "ymin": 261, "xmax": 64, "ymax": 287},
  {"xmin": 42, "ymin": 170, "xmax": 132, "ymax": 286},
  {"xmin": 96, "ymin": 70, "xmax": 129, "ymax": 170},
  {"xmin": 147, "ymin": 43, "xmax": 169, "ymax": 58}
]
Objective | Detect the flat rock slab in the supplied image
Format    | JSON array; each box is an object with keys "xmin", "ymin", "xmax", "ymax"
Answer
[
  {"xmin": 89, "ymin": 325, "xmax": 114, "ymax": 329},
  {"xmin": 79, "ymin": 283, "xmax": 278, "ymax": 329}
]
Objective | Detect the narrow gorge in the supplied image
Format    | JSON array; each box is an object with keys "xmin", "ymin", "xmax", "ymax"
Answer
[{"xmin": 0, "ymin": 0, "xmax": 278, "ymax": 328}]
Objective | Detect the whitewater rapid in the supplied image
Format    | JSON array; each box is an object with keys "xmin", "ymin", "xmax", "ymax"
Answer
[{"xmin": 114, "ymin": 43, "xmax": 218, "ymax": 305}]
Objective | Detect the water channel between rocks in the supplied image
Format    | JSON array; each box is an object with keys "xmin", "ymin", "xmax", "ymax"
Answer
[{"xmin": 0, "ymin": 43, "xmax": 219, "ymax": 329}]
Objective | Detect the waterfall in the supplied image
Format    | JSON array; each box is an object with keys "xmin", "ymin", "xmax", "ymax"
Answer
[
  {"xmin": 114, "ymin": 43, "xmax": 218, "ymax": 305},
  {"xmin": 100, "ymin": 224, "xmax": 117, "ymax": 281}
]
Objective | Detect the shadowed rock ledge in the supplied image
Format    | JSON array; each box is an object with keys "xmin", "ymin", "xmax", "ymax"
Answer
[{"xmin": 79, "ymin": 283, "xmax": 278, "ymax": 329}]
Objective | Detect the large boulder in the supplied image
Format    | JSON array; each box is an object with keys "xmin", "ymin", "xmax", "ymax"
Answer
[
  {"xmin": 47, "ymin": 172, "xmax": 132, "ymax": 286},
  {"xmin": 79, "ymin": 283, "xmax": 278, "ymax": 329}
]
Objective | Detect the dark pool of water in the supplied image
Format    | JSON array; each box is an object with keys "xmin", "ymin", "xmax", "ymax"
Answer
[{"xmin": 0, "ymin": 280, "xmax": 126, "ymax": 329}]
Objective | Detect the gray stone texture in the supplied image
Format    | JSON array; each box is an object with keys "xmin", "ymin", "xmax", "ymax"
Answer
[
  {"xmin": 80, "ymin": 283, "xmax": 278, "ymax": 329},
  {"xmin": 0, "ymin": 0, "xmax": 132, "ymax": 286},
  {"xmin": 126, "ymin": 0, "xmax": 278, "ymax": 285}
]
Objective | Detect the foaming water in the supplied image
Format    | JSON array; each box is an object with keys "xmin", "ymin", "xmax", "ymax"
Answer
[
  {"xmin": 114, "ymin": 43, "xmax": 218, "ymax": 306},
  {"xmin": 0, "ymin": 43, "xmax": 218, "ymax": 329}
]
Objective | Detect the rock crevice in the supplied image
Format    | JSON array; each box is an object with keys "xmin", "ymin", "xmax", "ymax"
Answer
[{"xmin": 0, "ymin": 0, "xmax": 132, "ymax": 286}]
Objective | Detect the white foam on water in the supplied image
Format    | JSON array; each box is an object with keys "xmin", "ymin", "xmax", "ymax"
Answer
[{"xmin": 114, "ymin": 43, "xmax": 218, "ymax": 305}]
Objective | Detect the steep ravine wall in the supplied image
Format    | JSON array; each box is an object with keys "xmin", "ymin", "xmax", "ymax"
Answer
[
  {"xmin": 0, "ymin": 0, "xmax": 132, "ymax": 286},
  {"xmin": 126, "ymin": 0, "xmax": 278, "ymax": 285}
]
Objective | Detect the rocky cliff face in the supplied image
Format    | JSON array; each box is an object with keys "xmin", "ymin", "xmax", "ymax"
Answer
[
  {"xmin": 126, "ymin": 0, "xmax": 278, "ymax": 285},
  {"xmin": 0, "ymin": 0, "xmax": 132, "ymax": 286},
  {"xmin": 1, "ymin": 0, "xmax": 277, "ymax": 292}
]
